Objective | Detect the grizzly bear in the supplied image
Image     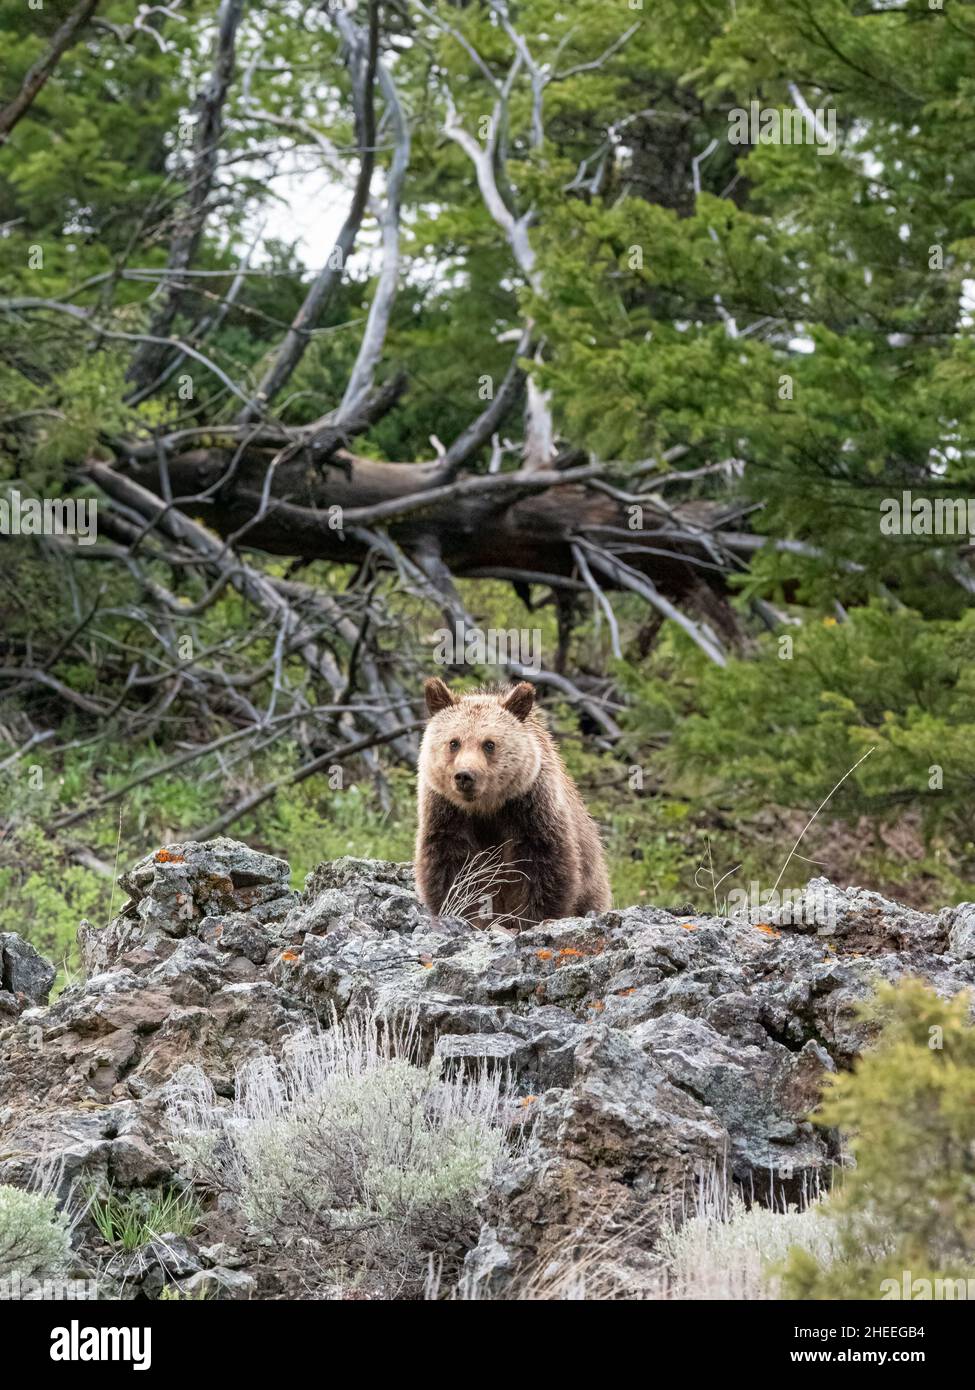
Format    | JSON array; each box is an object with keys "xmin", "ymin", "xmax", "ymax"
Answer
[{"xmin": 415, "ymin": 678, "xmax": 612, "ymax": 928}]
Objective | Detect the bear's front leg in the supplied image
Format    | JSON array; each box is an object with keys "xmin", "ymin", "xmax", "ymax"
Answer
[
  {"xmin": 511, "ymin": 833, "xmax": 572, "ymax": 926},
  {"xmin": 415, "ymin": 795, "xmax": 475, "ymax": 918},
  {"xmin": 416, "ymin": 835, "xmax": 472, "ymax": 917}
]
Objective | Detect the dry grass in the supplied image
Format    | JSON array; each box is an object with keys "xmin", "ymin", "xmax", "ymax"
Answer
[
  {"xmin": 440, "ymin": 1169, "xmax": 839, "ymax": 1301},
  {"xmin": 655, "ymin": 1173, "xmax": 840, "ymax": 1300},
  {"xmin": 438, "ymin": 843, "xmax": 530, "ymax": 930}
]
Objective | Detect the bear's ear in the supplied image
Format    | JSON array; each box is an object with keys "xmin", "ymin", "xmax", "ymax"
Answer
[
  {"xmin": 424, "ymin": 677, "xmax": 456, "ymax": 716},
  {"xmin": 502, "ymin": 681, "xmax": 535, "ymax": 722}
]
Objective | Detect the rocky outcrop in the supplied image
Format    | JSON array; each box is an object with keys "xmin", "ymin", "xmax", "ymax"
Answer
[{"xmin": 1, "ymin": 839, "xmax": 973, "ymax": 1297}]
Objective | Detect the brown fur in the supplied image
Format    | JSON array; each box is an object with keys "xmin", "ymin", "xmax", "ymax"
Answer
[{"xmin": 415, "ymin": 678, "xmax": 612, "ymax": 927}]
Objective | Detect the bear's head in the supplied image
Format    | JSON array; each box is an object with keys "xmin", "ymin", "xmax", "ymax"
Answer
[{"xmin": 418, "ymin": 679, "xmax": 543, "ymax": 813}]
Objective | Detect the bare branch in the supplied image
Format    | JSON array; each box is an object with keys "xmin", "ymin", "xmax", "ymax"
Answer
[
  {"xmin": 236, "ymin": 0, "xmax": 379, "ymax": 422},
  {"xmin": 0, "ymin": 666, "xmax": 120, "ymax": 717},
  {"xmin": 552, "ymin": 23, "xmax": 640, "ymax": 83},
  {"xmin": 0, "ymin": 0, "xmax": 102, "ymax": 145},
  {"xmin": 442, "ymin": 77, "xmax": 555, "ymax": 469},
  {"xmin": 125, "ymin": 0, "xmax": 246, "ymax": 390},
  {"xmin": 489, "ymin": 0, "xmax": 545, "ymax": 151},
  {"xmin": 410, "ymin": 0, "xmax": 501, "ymax": 91},
  {"xmin": 316, "ymin": 459, "xmax": 605, "ymax": 528},
  {"xmin": 576, "ymin": 539, "xmax": 728, "ymax": 667},
  {"xmin": 0, "ymin": 729, "xmax": 55, "ymax": 773},
  {"xmin": 189, "ymin": 717, "xmax": 425, "ymax": 840},
  {"xmin": 126, "ymin": 225, "xmax": 262, "ymax": 407},
  {"xmin": 0, "ymin": 296, "xmax": 256, "ymax": 407},
  {"xmin": 84, "ymin": 460, "xmax": 348, "ymax": 694},
  {"xmin": 437, "ymin": 325, "xmax": 530, "ymax": 481},
  {"xmin": 51, "ymin": 703, "xmax": 376, "ymax": 830},
  {"xmin": 332, "ymin": 19, "xmax": 410, "ymax": 423},
  {"xmin": 572, "ymin": 542, "xmax": 623, "ymax": 660},
  {"xmin": 503, "ymin": 663, "xmax": 622, "ymax": 740}
]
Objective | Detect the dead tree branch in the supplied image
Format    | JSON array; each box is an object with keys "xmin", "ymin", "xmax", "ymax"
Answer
[
  {"xmin": 125, "ymin": 0, "xmax": 246, "ymax": 391},
  {"xmin": 0, "ymin": 0, "xmax": 102, "ymax": 145},
  {"xmin": 235, "ymin": 0, "xmax": 380, "ymax": 422}
]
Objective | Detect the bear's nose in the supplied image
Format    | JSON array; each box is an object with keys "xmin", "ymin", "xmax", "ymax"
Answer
[{"xmin": 454, "ymin": 769, "xmax": 476, "ymax": 791}]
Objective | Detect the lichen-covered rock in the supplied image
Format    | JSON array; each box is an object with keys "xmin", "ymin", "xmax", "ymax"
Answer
[
  {"xmin": 180, "ymin": 1266, "xmax": 256, "ymax": 1300},
  {"xmin": 114, "ymin": 1234, "xmax": 203, "ymax": 1296},
  {"xmin": 0, "ymin": 932, "xmax": 56, "ymax": 1008},
  {"xmin": 946, "ymin": 903, "xmax": 975, "ymax": 961},
  {"xmin": 1, "ymin": 839, "xmax": 973, "ymax": 1298}
]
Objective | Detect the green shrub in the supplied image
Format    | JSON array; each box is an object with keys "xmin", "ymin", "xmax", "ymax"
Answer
[
  {"xmin": 662, "ymin": 606, "xmax": 975, "ymax": 858},
  {"xmin": 168, "ymin": 1010, "xmax": 511, "ymax": 1298},
  {"xmin": 0, "ymin": 1185, "xmax": 72, "ymax": 1281},
  {"xmin": 0, "ymin": 825, "xmax": 110, "ymax": 986},
  {"xmin": 781, "ymin": 981, "xmax": 975, "ymax": 1299}
]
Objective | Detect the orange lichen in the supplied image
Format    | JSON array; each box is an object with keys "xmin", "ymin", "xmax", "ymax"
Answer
[
  {"xmin": 587, "ymin": 1000, "xmax": 605, "ymax": 1013},
  {"xmin": 558, "ymin": 947, "xmax": 584, "ymax": 958},
  {"xmin": 281, "ymin": 950, "xmax": 299, "ymax": 963},
  {"xmin": 680, "ymin": 922, "xmax": 696, "ymax": 931},
  {"xmin": 519, "ymin": 1096, "xmax": 538, "ymax": 1108},
  {"xmin": 154, "ymin": 848, "xmax": 185, "ymax": 864},
  {"xmin": 753, "ymin": 923, "xmax": 781, "ymax": 938},
  {"xmin": 616, "ymin": 987, "xmax": 635, "ymax": 996},
  {"xmin": 536, "ymin": 949, "xmax": 553, "ymax": 960}
]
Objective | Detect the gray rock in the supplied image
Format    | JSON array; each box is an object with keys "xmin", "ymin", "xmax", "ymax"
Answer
[
  {"xmin": 180, "ymin": 1267, "xmax": 256, "ymax": 1300},
  {"xmin": 947, "ymin": 903, "xmax": 975, "ymax": 961},
  {"xmin": 199, "ymin": 1242, "xmax": 245, "ymax": 1269},
  {"xmin": 460, "ymin": 1225, "xmax": 512, "ymax": 1297},
  {"xmin": 114, "ymin": 1234, "xmax": 202, "ymax": 1297},
  {"xmin": 0, "ymin": 932, "xmax": 56, "ymax": 1006},
  {"xmin": 761, "ymin": 877, "xmax": 948, "ymax": 952}
]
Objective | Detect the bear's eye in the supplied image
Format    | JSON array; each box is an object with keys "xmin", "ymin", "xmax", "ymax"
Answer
[
  {"xmin": 483, "ymin": 740, "xmax": 496, "ymax": 753},
  {"xmin": 449, "ymin": 738, "xmax": 461, "ymax": 751}
]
